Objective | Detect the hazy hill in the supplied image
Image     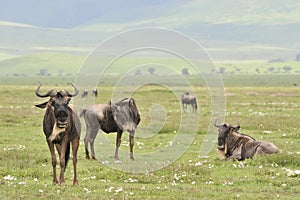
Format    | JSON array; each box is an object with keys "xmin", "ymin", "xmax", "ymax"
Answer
[{"xmin": 1, "ymin": 0, "xmax": 300, "ymax": 76}]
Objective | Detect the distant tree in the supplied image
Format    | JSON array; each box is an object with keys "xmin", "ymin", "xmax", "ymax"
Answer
[
  {"xmin": 283, "ymin": 66, "xmax": 292, "ymax": 73},
  {"xmin": 267, "ymin": 66, "xmax": 275, "ymax": 73},
  {"xmin": 134, "ymin": 69, "xmax": 141, "ymax": 76},
  {"xmin": 219, "ymin": 67, "xmax": 226, "ymax": 74},
  {"xmin": 296, "ymin": 53, "xmax": 300, "ymax": 61},
  {"xmin": 58, "ymin": 69, "xmax": 64, "ymax": 76},
  {"xmin": 268, "ymin": 58, "xmax": 284, "ymax": 63},
  {"xmin": 182, "ymin": 68, "xmax": 190, "ymax": 76},
  {"xmin": 148, "ymin": 67, "xmax": 155, "ymax": 75},
  {"xmin": 38, "ymin": 68, "xmax": 47, "ymax": 76}
]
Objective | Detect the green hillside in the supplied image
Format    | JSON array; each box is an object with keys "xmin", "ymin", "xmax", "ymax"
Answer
[{"xmin": 0, "ymin": 52, "xmax": 84, "ymax": 76}]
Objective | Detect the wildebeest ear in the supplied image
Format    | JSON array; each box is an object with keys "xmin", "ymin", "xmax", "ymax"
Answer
[
  {"xmin": 35, "ymin": 101, "xmax": 48, "ymax": 108},
  {"xmin": 109, "ymin": 100, "xmax": 116, "ymax": 107}
]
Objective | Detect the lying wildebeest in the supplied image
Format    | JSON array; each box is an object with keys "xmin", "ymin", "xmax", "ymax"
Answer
[
  {"xmin": 214, "ymin": 120, "xmax": 279, "ymax": 161},
  {"xmin": 82, "ymin": 89, "xmax": 88, "ymax": 98},
  {"xmin": 35, "ymin": 83, "xmax": 81, "ymax": 185},
  {"xmin": 80, "ymin": 98, "xmax": 140, "ymax": 160},
  {"xmin": 181, "ymin": 92, "xmax": 197, "ymax": 113}
]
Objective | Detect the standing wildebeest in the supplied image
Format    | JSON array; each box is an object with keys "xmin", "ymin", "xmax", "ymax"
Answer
[
  {"xmin": 214, "ymin": 120, "xmax": 279, "ymax": 161},
  {"xmin": 82, "ymin": 89, "xmax": 88, "ymax": 98},
  {"xmin": 181, "ymin": 92, "xmax": 197, "ymax": 113},
  {"xmin": 80, "ymin": 98, "xmax": 140, "ymax": 160},
  {"xmin": 92, "ymin": 89, "xmax": 98, "ymax": 97},
  {"xmin": 35, "ymin": 83, "xmax": 81, "ymax": 185}
]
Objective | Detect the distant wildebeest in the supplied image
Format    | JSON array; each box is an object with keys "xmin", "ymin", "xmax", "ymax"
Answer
[
  {"xmin": 92, "ymin": 89, "xmax": 98, "ymax": 97},
  {"xmin": 82, "ymin": 89, "xmax": 88, "ymax": 98},
  {"xmin": 35, "ymin": 83, "xmax": 81, "ymax": 185},
  {"xmin": 214, "ymin": 120, "xmax": 279, "ymax": 161},
  {"xmin": 181, "ymin": 92, "xmax": 197, "ymax": 113},
  {"xmin": 80, "ymin": 98, "xmax": 140, "ymax": 160}
]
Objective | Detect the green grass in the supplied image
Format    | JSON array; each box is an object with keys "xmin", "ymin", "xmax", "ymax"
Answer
[{"xmin": 0, "ymin": 78, "xmax": 300, "ymax": 199}]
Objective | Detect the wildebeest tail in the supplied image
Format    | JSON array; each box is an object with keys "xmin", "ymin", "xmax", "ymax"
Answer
[
  {"xmin": 193, "ymin": 98, "xmax": 198, "ymax": 110},
  {"xmin": 65, "ymin": 142, "xmax": 70, "ymax": 171}
]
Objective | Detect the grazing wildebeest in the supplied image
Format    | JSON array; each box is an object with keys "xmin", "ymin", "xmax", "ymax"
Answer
[
  {"xmin": 35, "ymin": 83, "xmax": 81, "ymax": 185},
  {"xmin": 214, "ymin": 120, "xmax": 279, "ymax": 161},
  {"xmin": 92, "ymin": 89, "xmax": 98, "ymax": 97},
  {"xmin": 80, "ymin": 98, "xmax": 140, "ymax": 160},
  {"xmin": 82, "ymin": 89, "xmax": 88, "ymax": 98},
  {"xmin": 181, "ymin": 92, "xmax": 197, "ymax": 113}
]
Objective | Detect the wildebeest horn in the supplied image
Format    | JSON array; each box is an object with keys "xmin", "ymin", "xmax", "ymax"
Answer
[
  {"xmin": 65, "ymin": 83, "xmax": 79, "ymax": 97},
  {"xmin": 214, "ymin": 119, "xmax": 222, "ymax": 127},
  {"xmin": 35, "ymin": 84, "xmax": 56, "ymax": 98}
]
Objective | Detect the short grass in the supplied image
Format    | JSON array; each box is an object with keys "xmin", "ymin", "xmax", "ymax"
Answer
[{"xmin": 0, "ymin": 78, "xmax": 299, "ymax": 199}]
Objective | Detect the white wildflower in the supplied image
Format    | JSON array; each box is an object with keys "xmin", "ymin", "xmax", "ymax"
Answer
[
  {"xmin": 205, "ymin": 181, "xmax": 214, "ymax": 185},
  {"xmin": 115, "ymin": 187, "xmax": 123, "ymax": 193},
  {"xmin": 105, "ymin": 186, "xmax": 114, "ymax": 193},
  {"xmin": 4, "ymin": 175, "xmax": 16, "ymax": 181},
  {"xmin": 84, "ymin": 188, "xmax": 91, "ymax": 193},
  {"xmin": 174, "ymin": 173, "xmax": 179, "ymax": 180}
]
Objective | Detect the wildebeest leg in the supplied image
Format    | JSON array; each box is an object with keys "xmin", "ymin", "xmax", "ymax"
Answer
[
  {"xmin": 84, "ymin": 128, "xmax": 92, "ymax": 159},
  {"xmin": 129, "ymin": 131, "xmax": 135, "ymax": 160},
  {"xmin": 58, "ymin": 140, "xmax": 68, "ymax": 185},
  {"xmin": 90, "ymin": 128, "xmax": 98, "ymax": 160},
  {"xmin": 47, "ymin": 140, "xmax": 58, "ymax": 185},
  {"xmin": 84, "ymin": 127, "xmax": 98, "ymax": 160},
  {"xmin": 71, "ymin": 137, "xmax": 79, "ymax": 185},
  {"xmin": 229, "ymin": 144, "xmax": 243, "ymax": 161},
  {"xmin": 115, "ymin": 130, "xmax": 123, "ymax": 160}
]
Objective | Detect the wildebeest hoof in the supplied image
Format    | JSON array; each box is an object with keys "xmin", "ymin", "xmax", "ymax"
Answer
[
  {"xmin": 92, "ymin": 156, "xmax": 97, "ymax": 160},
  {"xmin": 73, "ymin": 179, "xmax": 79, "ymax": 186}
]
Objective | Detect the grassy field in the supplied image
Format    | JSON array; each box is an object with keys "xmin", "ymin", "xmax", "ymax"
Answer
[{"xmin": 0, "ymin": 76, "xmax": 300, "ymax": 199}]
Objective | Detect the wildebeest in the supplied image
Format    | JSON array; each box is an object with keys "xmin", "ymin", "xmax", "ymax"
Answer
[
  {"xmin": 35, "ymin": 83, "xmax": 81, "ymax": 185},
  {"xmin": 82, "ymin": 89, "xmax": 88, "ymax": 98},
  {"xmin": 80, "ymin": 98, "xmax": 140, "ymax": 160},
  {"xmin": 181, "ymin": 92, "xmax": 197, "ymax": 113},
  {"xmin": 214, "ymin": 120, "xmax": 279, "ymax": 161},
  {"xmin": 92, "ymin": 89, "xmax": 98, "ymax": 97}
]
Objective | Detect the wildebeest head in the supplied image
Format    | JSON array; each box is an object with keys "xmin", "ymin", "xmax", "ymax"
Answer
[
  {"xmin": 214, "ymin": 119, "xmax": 240, "ymax": 150},
  {"xmin": 110, "ymin": 98, "xmax": 140, "ymax": 132},
  {"xmin": 35, "ymin": 83, "xmax": 79, "ymax": 128}
]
